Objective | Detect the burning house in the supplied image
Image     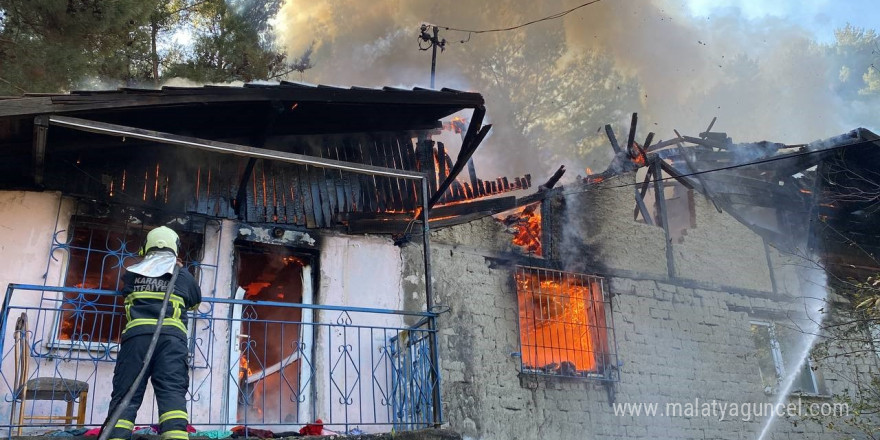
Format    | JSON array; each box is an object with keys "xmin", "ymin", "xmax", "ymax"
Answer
[{"xmin": 0, "ymin": 83, "xmax": 878, "ymax": 440}]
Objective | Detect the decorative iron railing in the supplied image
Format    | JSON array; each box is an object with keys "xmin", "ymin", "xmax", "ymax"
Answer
[{"xmin": 0, "ymin": 284, "xmax": 440, "ymax": 436}]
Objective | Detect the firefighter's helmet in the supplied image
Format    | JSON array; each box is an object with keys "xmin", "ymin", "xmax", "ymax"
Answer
[{"xmin": 142, "ymin": 226, "xmax": 180, "ymax": 256}]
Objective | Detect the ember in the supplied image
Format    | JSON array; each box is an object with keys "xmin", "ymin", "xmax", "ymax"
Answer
[{"xmin": 500, "ymin": 203, "xmax": 542, "ymax": 256}]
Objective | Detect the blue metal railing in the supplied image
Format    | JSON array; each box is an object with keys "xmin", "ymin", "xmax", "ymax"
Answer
[{"xmin": 0, "ymin": 284, "xmax": 441, "ymax": 435}]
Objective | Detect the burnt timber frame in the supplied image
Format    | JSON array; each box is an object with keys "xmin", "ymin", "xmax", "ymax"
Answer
[
  {"xmin": 45, "ymin": 114, "xmax": 445, "ymax": 428},
  {"xmin": 585, "ymin": 112, "xmax": 880, "ymax": 287}
]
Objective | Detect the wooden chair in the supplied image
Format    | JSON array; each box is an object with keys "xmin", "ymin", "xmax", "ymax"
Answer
[{"xmin": 9, "ymin": 313, "xmax": 89, "ymax": 434}]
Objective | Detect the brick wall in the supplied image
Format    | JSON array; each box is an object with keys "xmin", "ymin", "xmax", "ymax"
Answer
[{"xmin": 402, "ymin": 174, "xmax": 880, "ymax": 440}]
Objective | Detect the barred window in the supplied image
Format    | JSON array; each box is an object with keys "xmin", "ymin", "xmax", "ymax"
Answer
[
  {"xmin": 58, "ymin": 216, "xmax": 203, "ymax": 346},
  {"xmin": 515, "ymin": 266, "xmax": 618, "ymax": 380}
]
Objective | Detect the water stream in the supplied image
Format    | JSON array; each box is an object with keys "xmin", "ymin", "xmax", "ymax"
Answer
[{"xmin": 756, "ymin": 266, "xmax": 827, "ymax": 440}]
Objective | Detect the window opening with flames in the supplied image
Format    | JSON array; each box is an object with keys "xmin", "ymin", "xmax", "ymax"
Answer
[
  {"xmin": 57, "ymin": 216, "xmax": 203, "ymax": 347},
  {"xmin": 515, "ymin": 266, "xmax": 618, "ymax": 380}
]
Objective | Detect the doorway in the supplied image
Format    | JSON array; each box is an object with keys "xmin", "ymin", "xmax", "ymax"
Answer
[{"xmin": 227, "ymin": 242, "xmax": 314, "ymax": 426}]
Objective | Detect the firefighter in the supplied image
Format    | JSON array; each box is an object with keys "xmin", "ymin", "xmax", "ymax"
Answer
[{"xmin": 102, "ymin": 226, "xmax": 201, "ymax": 440}]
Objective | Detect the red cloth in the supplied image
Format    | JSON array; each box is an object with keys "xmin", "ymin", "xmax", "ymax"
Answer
[
  {"xmin": 84, "ymin": 428, "xmax": 101, "ymax": 437},
  {"xmin": 298, "ymin": 419, "xmax": 324, "ymax": 436}
]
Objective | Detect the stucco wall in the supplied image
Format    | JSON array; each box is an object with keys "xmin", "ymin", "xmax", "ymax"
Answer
[
  {"xmin": 671, "ymin": 197, "xmax": 774, "ymax": 292},
  {"xmin": 314, "ymin": 233, "xmax": 406, "ymax": 432}
]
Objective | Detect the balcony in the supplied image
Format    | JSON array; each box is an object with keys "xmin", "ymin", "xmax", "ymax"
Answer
[{"xmin": 0, "ymin": 284, "xmax": 440, "ymax": 435}]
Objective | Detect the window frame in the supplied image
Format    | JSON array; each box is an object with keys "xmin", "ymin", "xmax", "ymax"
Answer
[
  {"xmin": 514, "ymin": 265, "xmax": 618, "ymax": 381},
  {"xmin": 750, "ymin": 320, "xmax": 820, "ymax": 395},
  {"xmin": 48, "ymin": 214, "xmax": 205, "ymax": 355}
]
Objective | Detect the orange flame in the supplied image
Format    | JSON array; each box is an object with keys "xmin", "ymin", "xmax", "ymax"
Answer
[
  {"xmin": 442, "ymin": 116, "xmax": 468, "ymax": 134},
  {"xmin": 516, "ymin": 272, "xmax": 607, "ymax": 373},
  {"xmin": 500, "ymin": 204, "xmax": 542, "ymax": 256}
]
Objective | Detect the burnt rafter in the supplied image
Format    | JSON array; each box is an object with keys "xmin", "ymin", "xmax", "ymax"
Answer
[{"xmin": 585, "ymin": 113, "xmax": 880, "ymax": 280}]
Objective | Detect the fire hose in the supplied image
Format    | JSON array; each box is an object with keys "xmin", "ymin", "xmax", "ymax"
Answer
[{"xmin": 99, "ymin": 264, "xmax": 181, "ymax": 440}]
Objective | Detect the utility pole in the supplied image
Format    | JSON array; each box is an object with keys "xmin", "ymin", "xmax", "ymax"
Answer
[{"xmin": 418, "ymin": 24, "xmax": 446, "ymax": 89}]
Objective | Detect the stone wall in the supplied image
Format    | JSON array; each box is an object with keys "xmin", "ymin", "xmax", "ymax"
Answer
[{"xmin": 406, "ymin": 173, "xmax": 879, "ymax": 440}]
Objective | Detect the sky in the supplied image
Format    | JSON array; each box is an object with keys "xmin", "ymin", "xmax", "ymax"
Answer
[{"xmin": 680, "ymin": 0, "xmax": 880, "ymax": 43}]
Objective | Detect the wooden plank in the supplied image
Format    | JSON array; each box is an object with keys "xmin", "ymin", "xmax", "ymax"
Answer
[
  {"xmin": 392, "ymin": 136, "xmax": 413, "ymax": 211},
  {"xmin": 366, "ymin": 137, "xmax": 389, "ymax": 212},
  {"xmin": 430, "ymin": 124, "xmax": 491, "ymax": 207},
  {"xmin": 467, "ymin": 159, "xmax": 479, "ymax": 196},
  {"xmin": 381, "ymin": 136, "xmax": 404, "ymax": 211},
  {"xmin": 334, "ymin": 141, "xmax": 353, "ymax": 212},
  {"xmin": 352, "ymin": 138, "xmax": 377, "ymax": 212},
  {"xmin": 341, "ymin": 138, "xmax": 364, "ymax": 212},
  {"xmin": 429, "ymin": 196, "xmax": 515, "ymax": 218},
  {"xmin": 297, "ymin": 163, "xmax": 317, "ymax": 228},
  {"xmin": 436, "ymin": 142, "xmax": 448, "ymax": 203},
  {"xmin": 397, "ymin": 135, "xmax": 419, "ymax": 209},
  {"xmin": 33, "ymin": 115, "xmax": 48, "ymax": 186},
  {"xmin": 331, "ymin": 143, "xmax": 347, "ymax": 214},
  {"xmin": 309, "ymin": 165, "xmax": 328, "ymax": 227},
  {"xmin": 417, "ymin": 135, "xmax": 438, "ymax": 197},
  {"xmin": 313, "ymin": 138, "xmax": 337, "ymax": 218}
]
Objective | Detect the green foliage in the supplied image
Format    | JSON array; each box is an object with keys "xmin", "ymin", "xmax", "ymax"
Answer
[
  {"xmin": 456, "ymin": 12, "xmax": 641, "ymax": 169},
  {"xmin": 0, "ymin": 0, "xmax": 304, "ymax": 94}
]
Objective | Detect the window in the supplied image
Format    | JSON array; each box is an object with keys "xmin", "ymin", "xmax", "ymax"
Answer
[
  {"xmin": 750, "ymin": 321, "xmax": 819, "ymax": 395},
  {"xmin": 57, "ymin": 216, "xmax": 202, "ymax": 349},
  {"xmin": 515, "ymin": 266, "xmax": 617, "ymax": 379}
]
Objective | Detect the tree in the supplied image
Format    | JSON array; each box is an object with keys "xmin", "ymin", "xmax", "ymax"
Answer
[
  {"xmin": 454, "ymin": 8, "xmax": 641, "ymax": 175},
  {"xmin": 0, "ymin": 0, "xmax": 309, "ymax": 94}
]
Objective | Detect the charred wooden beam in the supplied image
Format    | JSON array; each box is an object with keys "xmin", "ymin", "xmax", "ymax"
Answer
[
  {"xmin": 605, "ymin": 124, "xmax": 622, "ymax": 154},
  {"xmin": 430, "ymin": 122, "xmax": 491, "ymax": 207},
  {"xmin": 48, "ymin": 115, "xmax": 424, "ymax": 178},
  {"xmin": 626, "ymin": 113, "xmax": 638, "ymax": 156},
  {"xmin": 634, "ymin": 184, "xmax": 654, "ymax": 225},
  {"xmin": 33, "ymin": 115, "xmax": 48, "ymax": 187},
  {"xmin": 633, "ymin": 167, "xmax": 654, "ymax": 225},
  {"xmin": 645, "ymin": 137, "xmax": 686, "ymax": 153},
  {"xmin": 539, "ymin": 165, "xmax": 566, "ymax": 191},
  {"xmin": 653, "ymin": 161, "xmax": 675, "ymax": 278},
  {"xmin": 430, "ymin": 196, "xmax": 515, "ymax": 218},
  {"xmin": 468, "ymin": 158, "xmax": 480, "ymax": 196},
  {"xmin": 657, "ymin": 160, "xmax": 694, "ymax": 190}
]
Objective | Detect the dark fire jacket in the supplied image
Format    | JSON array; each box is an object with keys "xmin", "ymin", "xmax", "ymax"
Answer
[{"xmin": 120, "ymin": 268, "xmax": 201, "ymax": 342}]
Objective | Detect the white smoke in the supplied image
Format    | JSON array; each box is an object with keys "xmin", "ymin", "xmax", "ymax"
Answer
[{"xmin": 273, "ymin": 0, "xmax": 878, "ymax": 180}]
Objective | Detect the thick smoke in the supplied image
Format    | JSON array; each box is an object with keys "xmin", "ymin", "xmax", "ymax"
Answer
[{"xmin": 275, "ymin": 0, "xmax": 877, "ymax": 181}]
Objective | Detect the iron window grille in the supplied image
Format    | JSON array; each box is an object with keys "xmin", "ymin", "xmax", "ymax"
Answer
[
  {"xmin": 514, "ymin": 266, "xmax": 619, "ymax": 380},
  {"xmin": 46, "ymin": 211, "xmax": 206, "ymax": 356}
]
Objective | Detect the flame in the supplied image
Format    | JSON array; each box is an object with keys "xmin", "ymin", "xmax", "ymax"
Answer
[
  {"xmin": 516, "ymin": 271, "xmax": 607, "ymax": 373},
  {"xmin": 586, "ymin": 167, "xmax": 594, "ymax": 175},
  {"xmin": 442, "ymin": 116, "xmax": 468, "ymax": 133},
  {"xmin": 499, "ymin": 204, "xmax": 542, "ymax": 256},
  {"xmin": 239, "ymin": 354, "xmax": 255, "ymax": 381},
  {"xmin": 799, "ymin": 189, "xmax": 812, "ymax": 194}
]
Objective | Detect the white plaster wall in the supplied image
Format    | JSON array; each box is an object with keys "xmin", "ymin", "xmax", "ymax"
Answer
[
  {"xmin": 313, "ymin": 234, "xmax": 405, "ymax": 432},
  {"xmin": 0, "ymin": 191, "xmax": 78, "ymax": 430}
]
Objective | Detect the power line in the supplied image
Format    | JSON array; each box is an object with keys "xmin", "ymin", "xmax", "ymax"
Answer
[{"xmin": 434, "ymin": 0, "xmax": 605, "ymax": 36}]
